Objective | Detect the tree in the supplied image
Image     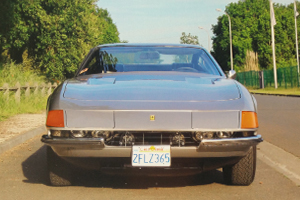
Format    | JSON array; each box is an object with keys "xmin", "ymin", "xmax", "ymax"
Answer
[
  {"xmin": 180, "ymin": 32, "xmax": 200, "ymax": 45},
  {"xmin": 0, "ymin": 0, "xmax": 120, "ymax": 80},
  {"xmin": 212, "ymin": 0, "xmax": 300, "ymax": 72}
]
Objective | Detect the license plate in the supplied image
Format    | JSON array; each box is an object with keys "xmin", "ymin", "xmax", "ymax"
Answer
[{"xmin": 132, "ymin": 145, "xmax": 171, "ymax": 167}]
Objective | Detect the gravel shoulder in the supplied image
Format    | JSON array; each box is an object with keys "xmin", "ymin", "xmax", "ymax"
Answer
[{"xmin": 0, "ymin": 113, "xmax": 46, "ymax": 144}]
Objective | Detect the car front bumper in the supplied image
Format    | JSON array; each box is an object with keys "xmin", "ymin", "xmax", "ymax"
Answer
[{"xmin": 41, "ymin": 135, "xmax": 263, "ymax": 158}]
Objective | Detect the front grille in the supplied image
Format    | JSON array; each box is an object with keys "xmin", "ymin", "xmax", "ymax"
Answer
[
  {"xmin": 49, "ymin": 130, "xmax": 256, "ymax": 147},
  {"xmin": 106, "ymin": 132, "xmax": 198, "ymax": 147}
]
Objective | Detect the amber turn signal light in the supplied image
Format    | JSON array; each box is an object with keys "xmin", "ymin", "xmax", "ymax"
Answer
[
  {"xmin": 46, "ymin": 110, "xmax": 64, "ymax": 127},
  {"xmin": 241, "ymin": 111, "xmax": 258, "ymax": 129}
]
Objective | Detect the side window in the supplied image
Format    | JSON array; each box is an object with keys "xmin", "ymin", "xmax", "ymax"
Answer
[
  {"xmin": 196, "ymin": 53, "xmax": 220, "ymax": 75},
  {"xmin": 79, "ymin": 52, "xmax": 101, "ymax": 75}
]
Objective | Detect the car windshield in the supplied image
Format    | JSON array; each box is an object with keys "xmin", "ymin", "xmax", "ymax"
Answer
[{"xmin": 78, "ymin": 46, "xmax": 221, "ymax": 76}]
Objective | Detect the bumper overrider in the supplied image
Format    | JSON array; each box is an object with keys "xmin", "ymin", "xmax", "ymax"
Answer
[{"xmin": 41, "ymin": 134, "xmax": 263, "ymax": 158}]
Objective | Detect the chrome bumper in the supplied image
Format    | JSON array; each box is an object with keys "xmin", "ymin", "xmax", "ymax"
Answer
[{"xmin": 41, "ymin": 135, "xmax": 263, "ymax": 158}]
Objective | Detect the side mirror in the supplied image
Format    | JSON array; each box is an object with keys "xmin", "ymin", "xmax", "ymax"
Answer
[{"xmin": 227, "ymin": 70, "xmax": 236, "ymax": 79}]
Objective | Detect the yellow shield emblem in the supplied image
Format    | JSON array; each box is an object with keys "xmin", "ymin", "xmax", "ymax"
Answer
[{"xmin": 150, "ymin": 115, "xmax": 155, "ymax": 121}]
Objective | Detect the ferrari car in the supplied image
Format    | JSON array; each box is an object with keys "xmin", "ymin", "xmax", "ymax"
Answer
[{"xmin": 42, "ymin": 43, "xmax": 262, "ymax": 186}]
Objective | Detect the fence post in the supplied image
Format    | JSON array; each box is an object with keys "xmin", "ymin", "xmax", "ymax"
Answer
[
  {"xmin": 15, "ymin": 82, "xmax": 21, "ymax": 103},
  {"xmin": 290, "ymin": 67, "xmax": 293, "ymax": 88},
  {"xmin": 53, "ymin": 82, "xmax": 57, "ymax": 89},
  {"xmin": 47, "ymin": 83, "xmax": 52, "ymax": 95},
  {"xmin": 41, "ymin": 83, "xmax": 45, "ymax": 96},
  {"xmin": 3, "ymin": 83, "xmax": 9, "ymax": 101},
  {"xmin": 250, "ymin": 71, "xmax": 252, "ymax": 87},
  {"xmin": 278, "ymin": 68, "xmax": 281, "ymax": 87},
  {"xmin": 284, "ymin": 68, "xmax": 287, "ymax": 89},
  {"xmin": 297, "ymin": 70, "xmax": 299, "ymax": 87},
  {"xmin": 34, "ymin": 83, "xmax": 38, "ymax": 95},
  {"xmin": 25, "ymin": 82, "xmax": 30, "ymax": 98},
  {"xmin": 259, "ymin": 71, "xmax": 264, "ymax": 89},
  {"xmin": 256, "ymin": 71, "xmax": 259, "ymax": 88}
]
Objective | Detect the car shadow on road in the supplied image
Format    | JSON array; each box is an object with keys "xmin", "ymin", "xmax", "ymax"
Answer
[
  {"xmin": 21, "ymin": 145, "xmax": 225, "ymax": 188},
  {"xmin": 72, "ymin": 170, "xmax": 225, "ymax": 189},
  {"xmin": 21, "ymin": 145, "xmax": 49, "ymax": 185}
]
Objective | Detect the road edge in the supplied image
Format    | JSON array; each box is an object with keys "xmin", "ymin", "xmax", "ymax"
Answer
[
  {"xmin": 0, "ymin": 126, "xmax": 46, "ymax": 155},
  {"xmin": 250, "ymin": 92, "xmax": 300, "ymax": 97},
  {"xmin": 258, "ymin": 141, "xmax": 300, "ymax": 186}
]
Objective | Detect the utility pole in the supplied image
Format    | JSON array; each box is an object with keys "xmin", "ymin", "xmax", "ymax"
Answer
[
  {"xmin": 216, "ymin": 9, "xmax": 233, "ymax": 71},
  {"xmin": 294, "ymin": 1, "xmax": 300, "ymax": 77},
  {"xmin": 270, "ymin": 0, "xmax": 278, "ymax": 89}
]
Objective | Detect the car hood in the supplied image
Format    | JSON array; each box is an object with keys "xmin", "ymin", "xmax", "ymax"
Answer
[{"xmin": 63, "ymin": 72, "xmax": 240, "ymax": 102}]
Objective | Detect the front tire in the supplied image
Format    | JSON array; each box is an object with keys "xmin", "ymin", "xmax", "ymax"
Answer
[
  {"xmin": 47, "ymin": 146, "xmax": 73, "ymax": 186},
  {"xmin": 223, "ymin": 146, "xmax": 256, "ymax": 186}
]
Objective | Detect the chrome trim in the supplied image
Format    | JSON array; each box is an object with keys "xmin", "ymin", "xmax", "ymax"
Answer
[
  {"xmin": 46, "ymin": 127, "xmax": 258, "ymax": 132},
  {"xmin": 41, "ymin": 135, "xmax": 262, "ymax": 158},
  {"xmin": 198, "ymin": 135, "xmax": 262, "ymax": 152},
  {"xmin": 42, "ymin": 136, "xmax": 105, "ymax": 148}
]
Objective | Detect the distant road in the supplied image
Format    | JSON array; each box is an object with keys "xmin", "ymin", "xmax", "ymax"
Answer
[{"xmin": 254, "ymin": 94, "xmax": 300, "ymax": 158}]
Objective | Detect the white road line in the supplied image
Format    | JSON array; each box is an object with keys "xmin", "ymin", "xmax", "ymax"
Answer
[{"xmin": 257, "ymin": 141, "xmax": 300, "ymax": 186}]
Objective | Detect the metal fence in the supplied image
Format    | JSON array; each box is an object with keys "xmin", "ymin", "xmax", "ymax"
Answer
[{"xmin": 236, "ymin": 66, "xmax": 300, "ymax": 88}]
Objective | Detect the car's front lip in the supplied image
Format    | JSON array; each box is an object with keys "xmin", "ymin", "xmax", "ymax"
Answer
[{"xmin": 41, "ymin": 135, "xmax": 262, "ymax": 158}]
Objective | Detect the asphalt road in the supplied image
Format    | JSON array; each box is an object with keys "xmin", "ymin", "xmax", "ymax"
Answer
[
  {"xmin": 254, "ymin": 94, "xmax": 300, "ymax": 158},
  {"xmin": 0, "ymin": 94, "xmax": 300, "ymax": 200},
  {"xmin": 0, "ymin": 134, "xmax": 299, "ymax": 200}
]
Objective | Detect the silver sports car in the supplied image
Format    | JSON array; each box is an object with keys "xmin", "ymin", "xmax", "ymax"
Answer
[{"xmin": 42, "ymin": 43, "xmax": 262, "ymax": 186}]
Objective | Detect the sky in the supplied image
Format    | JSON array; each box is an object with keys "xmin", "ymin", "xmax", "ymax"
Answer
[{"xmin": 97, "ymin": 0, "xmax": 294, "ymax": 50}]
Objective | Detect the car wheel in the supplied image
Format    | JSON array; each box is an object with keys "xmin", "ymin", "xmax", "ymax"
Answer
[
  {"xmin": 47, "ymin": 146, "xmax": 73, "ymax": 186},
  {"xmin": 223, "ymin": 146, "xmax": 256, "ymax": 186}
]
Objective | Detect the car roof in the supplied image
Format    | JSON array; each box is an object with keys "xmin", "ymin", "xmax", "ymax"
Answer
[{"xmin": 97, "ymin": 43, "xmax": 204, "ymax": 49}]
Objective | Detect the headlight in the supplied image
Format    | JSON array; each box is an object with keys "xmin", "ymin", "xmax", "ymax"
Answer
[
  {"xmin": 202, "ymin": 132, "xmax": 215, "ymax": 139},
  {"xmin": 91, "ymin": 131, "xmax": 111, "ymax": 139},
  {"xmin": 194, "ymin": 131, "xmax": 203, "ymax": 141},
  {"xmin": 50, "ymin": 130, "xmax": 69, "ymax": 138},
  {"xmin": 216, "ymin": 131, "xmax": 232, "ymax": 138},
  {"xmin": 119, "ymin": 132, "xmax": 135, "ymax": 146},
  {"xmin": 170, "ymin": 132, "xmax": 185, "ymax": 146},
  {"xmin": 70, "ymin": 130, "xmax": 88, "ymax": 138},
  {"xmin": 51, "ymin": 130, "xmax": 61, "ymax": 137}
]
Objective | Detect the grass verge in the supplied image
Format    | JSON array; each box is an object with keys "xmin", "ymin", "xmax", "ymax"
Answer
[
  {"xmin": 248, "ymin": 87, "xmax": 300, "ymax": 96},
  {"xmin": 0, "ymin": 93, "xmax": 47, "ymax": 121},
  {"xmin": 0, "ymin": 62, "xmax": 48, "ymax": 122}
]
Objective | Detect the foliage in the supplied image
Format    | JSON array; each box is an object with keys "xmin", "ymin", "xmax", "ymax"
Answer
[
  {"xmin": 0, "ymin": 62, "xmax": 46, "ymax": 86},
  {"xmin": 0, "ymin": 0, "xmax": 120, "ymax": 80},
  {"xmin": 244, "ymin": 50, "xmax": 259, "ymax": 71},
  {"xmin": 212, "ymin": 0, "xmax": 300, "ymax": 72},
  {"xmin": 180, "ymin": 32, "xmax": 200, "ymax": 45},
  {"xmin": 178, "ymin": 32, "xmax": 200, "ymax": 63}
]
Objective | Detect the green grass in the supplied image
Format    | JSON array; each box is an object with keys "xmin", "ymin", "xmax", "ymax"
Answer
[
  {"xmin": 0, "ymin": 62, "xmax": 46, "ymax": 86},
  {"xmin": 0, "ymin": 93, "xmax": 48, "ymax": 121},
  {"xmin": 248, "ymin": 87, "xmax": 300, "ymax": 96},
  {"xmin": 0, "ymin": 62, "xmax": 48, "ymax": 122}
]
